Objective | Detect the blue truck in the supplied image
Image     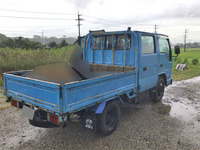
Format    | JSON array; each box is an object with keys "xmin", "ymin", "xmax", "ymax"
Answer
[{"xmin": 3, "ymin": 28, "xmax": 180, "ymax": 135}]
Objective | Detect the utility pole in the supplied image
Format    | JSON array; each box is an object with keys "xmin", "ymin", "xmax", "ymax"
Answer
[
  {"xmin": 154, "ymin": 24, "xmax": 158, "ymax": 33},
  {"xmin": 76, "ymin": 12, "xmax": 84, "ymax": 37},
  {"xmin": 184, "ymin": 29, "xmax": 188, "ymax": 52},
  {"xmin": 42, "ymin": 31, "xmax": 46, "ymax": 46}
]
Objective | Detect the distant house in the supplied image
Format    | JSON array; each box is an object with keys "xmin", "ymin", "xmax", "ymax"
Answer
[
  {"xmin": 33, "ymin": 35, "xmax": 41, "ymax": 39},
  {"xmin": 45, "ymin": 45, "xmax": 51, "ymax": 50}
]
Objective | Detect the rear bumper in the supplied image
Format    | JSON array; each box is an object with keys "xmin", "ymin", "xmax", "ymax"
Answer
[{"xmin": 29, "ymin": 109, "xmax": 60, "ymax": 128}]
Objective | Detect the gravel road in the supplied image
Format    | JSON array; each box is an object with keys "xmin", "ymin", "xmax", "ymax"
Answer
[{"xmin": 0, "ymin": 77, "xmax": 200, "ymax": 150}]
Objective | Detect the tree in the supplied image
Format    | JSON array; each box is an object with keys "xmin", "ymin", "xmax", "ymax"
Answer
[
  {"xmin": 47, "ymin": 41, "xmax": 57, "ymax": 48},
  {"xmin": 31, "ymin": 42, "xmax": 44, "ymax": 49},
  {"xmin": 0, "ymin": 33, "xmax": 8, "ymax": 42},
  {"xmin": 59, "ymin": 39, "xmax": 68, "ymax": 48},
  {"xmin": 15, "ymin": 37, "xmax": 23, "ymax": 48},
  {"xmin": 1, "ymin": 38, "xmax": 15, "ymax": 48},
  {"xmin": 0, "ymin": 37, "xmax": 44, "ymax": 49}
]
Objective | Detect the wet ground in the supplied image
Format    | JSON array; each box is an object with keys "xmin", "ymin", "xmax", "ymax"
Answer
[
  {"xmin": 162, "ymin": 76, "xmax": 200, "ymax": 147},
  {"xmin": 0, "ymin": 76, "xmax": 200, "ymax": 150}
]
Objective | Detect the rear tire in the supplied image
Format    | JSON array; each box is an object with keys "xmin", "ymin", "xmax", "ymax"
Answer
[
  {"xmin": 151, "ymin": 77, "xmax": 165, "ymax": 103},
  {"xmin": 100, "ymin": 101, "xmax": 120, "ymax": 136}
]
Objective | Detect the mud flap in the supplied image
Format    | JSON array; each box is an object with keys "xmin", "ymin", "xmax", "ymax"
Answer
[
  {"xmin": 22, "ymin": 105, "xmax": 35, "ymax": 120},
  {"xmin": 82, "ymin": 114, "xmax": 97, "ymax": 132}
]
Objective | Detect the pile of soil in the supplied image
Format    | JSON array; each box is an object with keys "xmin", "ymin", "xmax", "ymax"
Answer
[{"xmin": 23, "ymin": 63, "xmax": 82, "ymax": 84}]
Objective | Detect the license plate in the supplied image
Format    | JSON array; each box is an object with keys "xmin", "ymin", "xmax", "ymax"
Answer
[{"xmin": 21, "ymin": 105, "xmax": 35, "ymax": 120}]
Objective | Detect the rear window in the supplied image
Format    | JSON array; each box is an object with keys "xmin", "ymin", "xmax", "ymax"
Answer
[
  {"xmin": 114, "ymin": 34, "xmax": 131, "ymax": 50},
  {"xmin": 104, "ymin": 35, "xmax": 113, "ymax": 50},
  {"xmin": 91, "ymin": 36, "xmax": 103, "ymax": 50},
  {"xmin": 90, "ymin": 34, "xmax": 131, "ymax": 50}
]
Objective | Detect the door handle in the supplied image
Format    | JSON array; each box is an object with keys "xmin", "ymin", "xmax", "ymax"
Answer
[
  {"xmin": 160, "ymin": 64, "xmax": 163, "ymax": 67},
  {"xmin": 143, "ymin": 66, "xmax": 147, "ymax": 71}
]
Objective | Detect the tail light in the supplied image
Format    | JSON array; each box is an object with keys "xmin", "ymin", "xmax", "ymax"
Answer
[
  {"xmin": 11, "ymin": 99, "xmax": 23, "ymax": 108},
  {"xmin": 47, "ymin": 113, "xmax": 59, "ymax": 125}
]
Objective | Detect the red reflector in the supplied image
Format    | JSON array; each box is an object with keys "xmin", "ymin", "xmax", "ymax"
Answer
[
  {"xmin": 50, "ymin": 114, "xmax": 59, "ymax": 125},
  {"xmin": 11, "ymin": 99, "xmax": 18, "ymax": 107}
]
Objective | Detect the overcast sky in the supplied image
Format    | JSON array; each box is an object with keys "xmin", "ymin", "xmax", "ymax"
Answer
[{"xmin": 0, "ymin": 0, "xmax": 200, "ymax": 43}]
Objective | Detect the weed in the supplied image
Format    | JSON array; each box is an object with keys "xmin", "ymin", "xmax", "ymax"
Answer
[
  {"xmin": 192, "ymin": 58, "xmax": 199, "ymax": 65},
  {"xmin": 183, "ymin": 57, "xmax": 188, "ymax": 64}
]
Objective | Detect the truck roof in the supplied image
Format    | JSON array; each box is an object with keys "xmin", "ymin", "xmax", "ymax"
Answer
[
  {"xmin": 134, "ymin": 30, "xmax": 168, "ymax": 37},
  {"xmin": 88, "ymin": 29, "xmax": 168, "ymax": 37}
]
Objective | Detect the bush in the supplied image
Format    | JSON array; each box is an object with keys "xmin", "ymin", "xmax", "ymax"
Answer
[
  {"xmin": 0, "ymin": 46, "xmax": 74, "ymax": 74},
  {"xmin": 176, "ymin": 57, "xmax": 182, "ymax": 63},
  {"xmin": 183, "ymin": 57, "xmax": 188, "ymax": 64},
  {"xmin": 192, "ymin": 58, "xmax": 199, "ymax": 65}
]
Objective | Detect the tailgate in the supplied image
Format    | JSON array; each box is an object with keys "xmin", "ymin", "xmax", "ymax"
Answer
[{"xmin": 4, "ymin": 72, "xmax": 62, "ymax": 113}]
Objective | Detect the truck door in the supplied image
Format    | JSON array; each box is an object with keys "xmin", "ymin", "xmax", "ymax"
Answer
[
  {"xmin": 158, "ymin": 37, "xmax": 172, "ymax": 85},
  {"xmin": 140, "ymin": 34, "xmax": 158, "ymax": 91}
]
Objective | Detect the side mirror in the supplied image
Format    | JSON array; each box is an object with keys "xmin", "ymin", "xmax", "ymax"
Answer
[{"xmin": 174, "ymin": 45, "xmax": 180, "ymax": 55}]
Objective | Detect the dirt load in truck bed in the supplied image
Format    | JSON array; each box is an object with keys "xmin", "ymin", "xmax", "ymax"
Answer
[{"xmin": 23, "ymin": 63, "xmax": 82, "ymax": 83}]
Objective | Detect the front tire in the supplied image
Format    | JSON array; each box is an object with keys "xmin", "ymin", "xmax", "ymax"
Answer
[
  {"xmin": 151, "ymin": 77, "xmax": 165, "ymax": 103},
  {"xmin": 100, "ymin": 101, "xmax": 120, "ymax": 136}
]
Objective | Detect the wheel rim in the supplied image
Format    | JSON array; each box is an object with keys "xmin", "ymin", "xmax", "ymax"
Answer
[{"xmin": 105, "ymin": 106, "xmax": 118, "ymax": 131}]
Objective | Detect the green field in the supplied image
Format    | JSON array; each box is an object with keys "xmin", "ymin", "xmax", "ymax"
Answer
[
  {"xmin": 0, "ymin": 46, "xmax": 74, "ymax": 86},
  {"xmin": 0, "ymin": 47, "xmax": 199, "ymax": 86},
  {"xmin": 172, "ymin": 48, "xmax": 200, "ymax": 80}
]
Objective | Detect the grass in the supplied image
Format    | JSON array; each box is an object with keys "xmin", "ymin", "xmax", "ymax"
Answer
[
  {"xmin": 172, "ymin": 48, "xmax": 200, "ymax": 81},
  {"xmin": 0, "ymin": 102, "xmax": 11, "ymax": 110},
  {"xmin": 0, "ymin": 88, "xmax": 11, "ymax": 110},
  {"xmin": 0, "ymin": 46, "xmax": 74, "ymax": 86}
]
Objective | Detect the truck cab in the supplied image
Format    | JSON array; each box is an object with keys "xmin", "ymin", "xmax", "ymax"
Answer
[{"xmin": 82, "ymin": 29, "xmax": 172, "ymax": 95}]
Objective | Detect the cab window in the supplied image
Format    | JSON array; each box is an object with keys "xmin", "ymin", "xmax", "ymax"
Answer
[
  {"xmin": 159, "ymin": 38, "xmax": 171, "ymax": 61},
  {"xmin": 142, "ymin": 35, "xmax": 155, "ymax": 54}
]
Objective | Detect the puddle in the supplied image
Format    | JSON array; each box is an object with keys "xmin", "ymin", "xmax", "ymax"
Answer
[{"xmin": 169, "ymin": 101, "xmax": 198, "ymax": 122}]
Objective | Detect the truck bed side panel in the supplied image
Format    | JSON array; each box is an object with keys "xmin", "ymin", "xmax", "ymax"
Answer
[{"xmin": 62, "ymin": 71, "xmax": 136, "ymax": 113}]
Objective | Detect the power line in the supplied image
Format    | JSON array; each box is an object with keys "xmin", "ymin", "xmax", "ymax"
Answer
[
  {"xmin": 85, "ymin": 15, "xmax": 121, "ymax": 24},
  {"xmin": 0, "ymin": 30, "xmax": 72, "ymax": 34},
  {"xmin": 76, "ymin": 12, "xmax": 84, "ymax": 37},
  {"xmin": 0, "ymin": 15, "xmax": 75, "ymax": 20},
  {"xmin": 86, "ymin": 16, "xmax": 160, "ymax": 28},
  {"xmin": 1, "ymin": 9, "xmax": 77, "ymax": 16},
  {"xmin": 0, "ymin": 25, "xmax": 75, "ymax": 28}
]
